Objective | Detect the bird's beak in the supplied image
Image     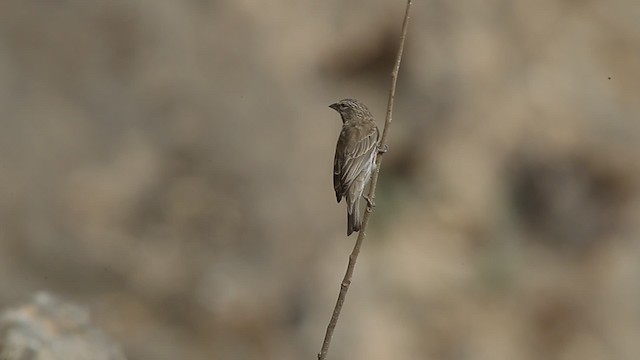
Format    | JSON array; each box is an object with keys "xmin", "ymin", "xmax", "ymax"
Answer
[{"xmin": 329, "ymin": 103, "xmax": 339, "ymax": 111}]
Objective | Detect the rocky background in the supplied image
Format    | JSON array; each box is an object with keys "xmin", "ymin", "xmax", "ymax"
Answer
[{"xmin": 1, "ymin": 0, "xmax": 639, "ymax": 359}]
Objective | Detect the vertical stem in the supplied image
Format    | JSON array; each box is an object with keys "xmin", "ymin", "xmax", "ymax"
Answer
[{"xmin": 317, "ymin": 1, "xmax": 413, "ymax": 359}]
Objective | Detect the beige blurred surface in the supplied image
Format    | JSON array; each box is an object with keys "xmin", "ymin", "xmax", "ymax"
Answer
[{"xmin": 1, "ymin": 1, "xmax": 639, "ymax": 359}]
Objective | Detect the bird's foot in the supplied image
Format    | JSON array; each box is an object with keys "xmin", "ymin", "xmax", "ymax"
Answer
[
  {"xmin": 363, "ymin": 195, "xmax": 376, "ymax": 209},
  {"xmin": 378, "ymin": 144, "xmax": 389, "ymax": 154}
]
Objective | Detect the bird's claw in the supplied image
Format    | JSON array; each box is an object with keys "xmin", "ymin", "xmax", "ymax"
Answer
[
  {"xmin": 378, "ymin": 144, "xmax": 389, "ymax": 154},
  {"xmin": 363, "ymin": 195, "xmax": 375, "ymax": 209}
]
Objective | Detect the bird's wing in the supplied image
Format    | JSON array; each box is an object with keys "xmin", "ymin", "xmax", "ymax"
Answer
[{"xmin": 334, "ymin": 124, "xmax": 379, "ymax": 202}]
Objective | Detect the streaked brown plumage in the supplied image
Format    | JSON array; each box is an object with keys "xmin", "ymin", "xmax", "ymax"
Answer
[{"xmin": 329, "ymin": 98, "xmax": 380, "ymax": 236}]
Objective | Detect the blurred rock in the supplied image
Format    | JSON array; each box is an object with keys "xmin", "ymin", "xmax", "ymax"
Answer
[
  {"xmin": 507, "ymin": 150, "xmax": 634, "ymax": 253},
  {"xmin": 0, "ymin": 0, "xmax": 639, "ymax": 359},
  {"xmin": 0, "ymin": 293, "xmax": 125, "ymax": 360}
]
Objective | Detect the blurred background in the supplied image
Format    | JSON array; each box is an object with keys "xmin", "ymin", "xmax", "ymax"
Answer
[{"xmin": 1, "ymin": 0, "xmax": 639, "ymax": 359}]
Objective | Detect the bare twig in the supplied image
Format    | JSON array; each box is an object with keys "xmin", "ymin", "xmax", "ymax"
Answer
[{"xmin": 317, "ymin": 1, "xmax": 413, "ymax": 359}]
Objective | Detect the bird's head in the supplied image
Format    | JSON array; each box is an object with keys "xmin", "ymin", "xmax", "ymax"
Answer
[{"xmin": 329, "ymin": 98, "xmax": 371, "ymax": 122}]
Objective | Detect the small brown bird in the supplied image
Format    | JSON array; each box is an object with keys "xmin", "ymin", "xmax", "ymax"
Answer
[{"xmin": 329, "ymin": 98, "xmax": 380, "ymax": 236}]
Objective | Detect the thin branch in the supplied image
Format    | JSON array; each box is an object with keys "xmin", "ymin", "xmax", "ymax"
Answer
[{"xmin": 317, "ymin": 1, "xmax": 413, "ymax": 359}]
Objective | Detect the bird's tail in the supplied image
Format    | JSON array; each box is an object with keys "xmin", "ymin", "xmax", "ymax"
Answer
[{"xmin": 347, "ymin": 203, "xmax": 361, "ymax": 236}]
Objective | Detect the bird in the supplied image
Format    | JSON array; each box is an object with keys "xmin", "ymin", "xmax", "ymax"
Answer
[{"xmin": 329, "ymin": 98, "xmax": 381, "ymax": 236}]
